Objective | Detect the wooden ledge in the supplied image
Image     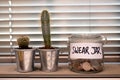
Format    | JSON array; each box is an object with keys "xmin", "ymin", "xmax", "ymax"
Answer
[{"xmin": 0, "ymin": 64, "xmax": 120, "ymax": 78}]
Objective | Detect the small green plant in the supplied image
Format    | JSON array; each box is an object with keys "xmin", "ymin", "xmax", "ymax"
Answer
[
  {"xmin": 17, "ymin": 35, "xmax": 30, "ymax": 49},
  {"xmin": 41, "ymin": 10, "xmax": 51, "ymax": 49}
]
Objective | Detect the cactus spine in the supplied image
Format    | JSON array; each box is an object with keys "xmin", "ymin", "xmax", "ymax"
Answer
[
  {"xmin": 17, "ymin": 35, "xmax": 30, "ymax": 49},
  {"xmin": 41, "ymin": 10, "xmax": 51, "ymax": 49}
]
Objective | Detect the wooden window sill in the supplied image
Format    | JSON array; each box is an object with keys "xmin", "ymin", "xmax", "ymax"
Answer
[{"xmin": 0, "ymin": 63, "xmax": 120, "ymax": 78}]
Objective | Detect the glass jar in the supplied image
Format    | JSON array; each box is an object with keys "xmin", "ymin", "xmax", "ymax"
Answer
[{"xmin": 68, "ymin": 34, "xmax": 107, "ymax": 73}]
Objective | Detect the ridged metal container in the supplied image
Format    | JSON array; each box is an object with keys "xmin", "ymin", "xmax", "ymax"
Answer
[
  {"xmin": 39, "ymin": 49, "xmax": 59, "ymax": 72},
  {"xmin": 15, "ymin": 49, "xmax": 35, "ymax": 73}
]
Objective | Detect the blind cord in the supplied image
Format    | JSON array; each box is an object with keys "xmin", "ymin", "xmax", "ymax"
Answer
[{"xmin": 8, "ymin": 0, "xmax": 13, "ymax": 63}]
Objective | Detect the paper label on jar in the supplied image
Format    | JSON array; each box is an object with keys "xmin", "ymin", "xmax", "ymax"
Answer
[{"xmin": 70, "ymin": 43, "xmax": 103, "ymax": 59}]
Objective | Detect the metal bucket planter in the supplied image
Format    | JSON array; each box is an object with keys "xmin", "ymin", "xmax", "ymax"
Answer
[
  {"xmin": 39, "ymin": 49, "xmax": 59, "ymax": 72},
  {"xmin": 15, "ymin": 48, "xmax": 35, "ymax": 73}
]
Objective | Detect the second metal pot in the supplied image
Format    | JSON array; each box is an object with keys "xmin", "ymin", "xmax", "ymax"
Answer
[{"xmin": 39, "ymin": 49, "xmax": 59, "ymax": 72}]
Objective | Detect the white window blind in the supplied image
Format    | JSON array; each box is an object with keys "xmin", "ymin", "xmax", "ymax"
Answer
[
  {"xmin": 0, "ymin": 0, "xmax": 10, "ymax": 55},
  {"xmin": 0, "ymin": 0, "xmax": 120, "ymax": 63}
]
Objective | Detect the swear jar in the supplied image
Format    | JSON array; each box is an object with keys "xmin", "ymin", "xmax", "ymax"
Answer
[{"xmin": 68, "ymin": 34, "xmax": 106, "ymax": 73}]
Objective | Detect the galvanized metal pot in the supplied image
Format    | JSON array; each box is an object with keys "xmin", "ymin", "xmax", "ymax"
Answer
[
  {"xmin": 39, "ymin": 49, "xmax": 59, "ymax": 72},
  {"xmin": 15, "ymin": 48, "xmax": 35, "ymax": 73}
]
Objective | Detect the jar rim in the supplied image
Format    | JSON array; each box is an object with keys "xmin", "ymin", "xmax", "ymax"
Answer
[{"xmin": 70, "ymin": 33, "xmax": 102, "ymax": 38}]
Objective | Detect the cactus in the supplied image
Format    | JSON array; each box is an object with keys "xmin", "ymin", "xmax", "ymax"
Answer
[
  {"xmin": 41, "ymin": 10, "xmax": 51, "ymax": 49},
  {"xmin": 17, "ymin": 35, "xmax": 30, "ymax": 49}
]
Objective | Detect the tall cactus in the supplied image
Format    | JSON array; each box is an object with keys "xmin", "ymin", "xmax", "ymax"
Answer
[
  {"xmin": 41, "ymin": 10, "xmax": 51, "ymax": 49},
  {"xmin": 17, "ymin": 35, "xmax": 30, "ymax": 49}
]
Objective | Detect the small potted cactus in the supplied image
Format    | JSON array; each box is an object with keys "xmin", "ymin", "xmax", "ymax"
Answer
[
  {"xmin": 15, "ymin": 35, "xmax": 35, "ymax": 73},
  {"xmin": 17, "ymin": 35, "xmax": 30, "ymax": 49},
  {"xmin": 39, "ymin": 10, "xmax": 59, "ymax": 72}
]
